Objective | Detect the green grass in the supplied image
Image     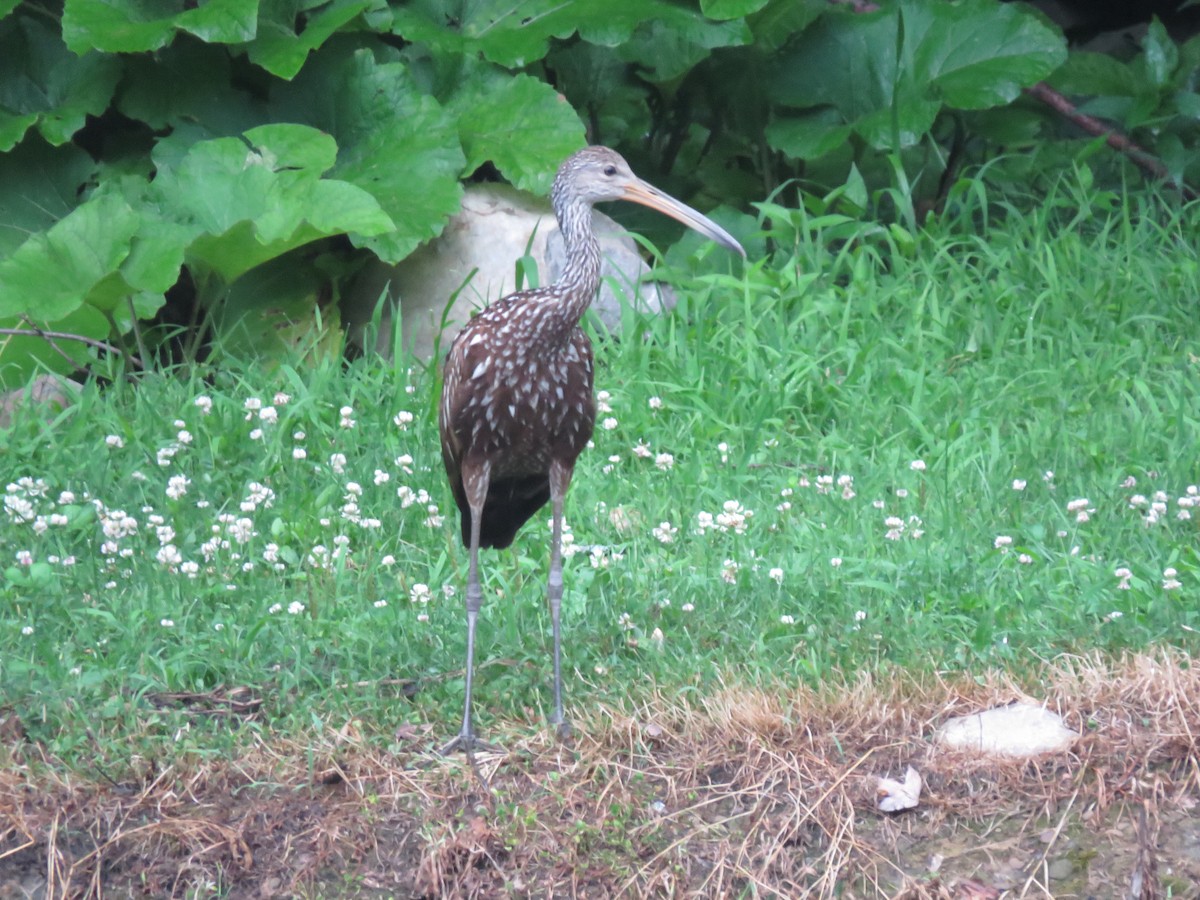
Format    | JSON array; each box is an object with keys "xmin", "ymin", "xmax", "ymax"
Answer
[{"xmin": 2, "ymin": 177, "xmax": 1198, "ymax": 762}]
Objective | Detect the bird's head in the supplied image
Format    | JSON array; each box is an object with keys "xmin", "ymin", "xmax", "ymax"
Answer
[{"xmin": 551, "ymin": 146, "xmax": 746, "ymax": 258}]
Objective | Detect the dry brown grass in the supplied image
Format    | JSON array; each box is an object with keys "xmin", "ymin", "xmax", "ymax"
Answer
[{"xmin": 2, "ymin": 649, "xmax": 1199, "ymax": 898}]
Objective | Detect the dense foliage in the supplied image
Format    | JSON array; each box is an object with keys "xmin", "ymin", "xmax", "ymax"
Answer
[{"xmin": 0, "ymin": 0, "xmax": 1198, "ymax": 385}]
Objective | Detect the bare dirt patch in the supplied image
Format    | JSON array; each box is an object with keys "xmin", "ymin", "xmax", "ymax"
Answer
[{"xmin": 2, "ymin": 650, "xmax": 1199, "ymax": 898}]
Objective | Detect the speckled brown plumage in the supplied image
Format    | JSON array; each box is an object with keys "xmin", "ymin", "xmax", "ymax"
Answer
[{"xmin": 437, "ymin": 146, "xmax": 745, "ymax": 753}]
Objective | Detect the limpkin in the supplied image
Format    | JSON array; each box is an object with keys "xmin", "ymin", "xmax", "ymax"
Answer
[{"xmin": 439, "ymin": 146, "xmax": 745, "ymax": 752}]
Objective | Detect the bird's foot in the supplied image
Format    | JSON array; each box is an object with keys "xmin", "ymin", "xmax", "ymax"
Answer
[
  {"xmin": 552, "ymin": 716, "xmax": 574, "ymax": 743},
  {"xmin": 439, "ymin": 731, "xmax": 504, "ymax": 756}
]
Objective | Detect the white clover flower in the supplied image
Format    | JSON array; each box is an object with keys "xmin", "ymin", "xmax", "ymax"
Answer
[
  {"xmin": 633, "ymin": 441, "xmax": 652, "ymax": 459},
  {"xmin": 177, "ymin": 429, "xmax": 193, "ymax": 445},
  {"xmin": 380, "ymin": 554, "xmax": 396, "ymax": 566},
  {"xmin": 3, "ymin": 495, "xmax": 35, "ymax": 522},
  {"xmin": 910, "ymin": 459, "xmax": 926, "ymax": 471},
  {"xmin": 779, "ymin": 614, "xmax": 795, "ymax": 625},
  {"xmin": 410, "ymin": 583, "xmax": 432, "ymax": 604},
  {"xmin": 194, "ymin": 395, "xmax": 213, "ymax": 414},
  {"xmin": 243, "ymin": 397, "xmax": 262, "ymax": 413},
  {"xmin": 648, "ymin": 396, "xmax": 663, "ymax": 410},
  {"xmin": 105, "ymin": 434, "xmax": 124, "ymax": 448},
  {"xmin": 292, "ymin": 447, "xmax": 307, "ymax": 460},
  {"xmin": 243, "ymin": 482, "xmax": 275, "ymax": 510},
  {"xmin": 227, "ymin": 517, "xmax": 255, "ymax": 544},
  {"xmin": 339, "ymin": 406, "xmax": 356, "ymax": 428},
  {"xmin": 287, "ymin": 601, "xmax": 305, "ymax": 615},
  {"xmin": 374, "ymin": 469, "xmax": 390, "ymax": 485},
  {"xmin": 20, "ymin": 625, "xmax": 33, "ymax": 636},
  {"xmin": 994, "ymin": 535, "xmax": 1013, "ymax": 551},
  {"xmin": 374, "ymin": 599, "xmax": 388, "ymax": 608},
  {"xmin": 330, "ymin": 453, "xmax": 347, "ymax": 474},
  {"xmin": 1012, "ymin": 479, "xmax": 1027, "ymax": 491},
  {"xmin": 721, "ymin": 559, "xmax": 739, "ymax": 584},
  {"xmin": 716, "ymin": 500, "xmax": 752, "ymax": 534},
  {"xmin": 655, "ymin": 452, "xmax": 674, "ymax": 471},
  {"xmin": 602, "ymin": 417, "xmax": 618, "ymax": 431},
  {"xmin": 768, "ymin": 567, "xmax": 784, "ymax": 585},
  {"xmin": 258, "ymin": 406, "xmax": 278, "ymax": 425},
  {"xmin": 269, "ymin": 603, "xmax": 283, "ymax": 614},
  {"xmin": 160, "ymin": 618, "xmax": 175, "ymax": 628},
  {"xmin": 274, "ymin": 392, "xmax": 291, "ymax": 405},
  {"xmin": 596, "ymin": 390, "xmax": 613, "ymax": 413},
  {"xmin": 1163, "ymin": 567, "xmax": 1182, "ymax": 590},
  {"xmin": 652, "ymin": 521, "xmax": 677, "ymax": 544},
  {"xmin": 830, "ymin": 557, "xmax": 843, "ymax": 568},
  {"xmin": 393, "ymin": 410, "xmax": 414, "ymax": 429}
]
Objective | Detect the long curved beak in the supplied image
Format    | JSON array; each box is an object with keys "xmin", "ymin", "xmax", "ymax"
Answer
[{"xmin": 621, "ymin": 179, "xmax": 746, "ymax": 258}]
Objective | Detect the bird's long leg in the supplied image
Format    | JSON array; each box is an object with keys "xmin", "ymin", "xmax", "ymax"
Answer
[
  {"xmin": 441, "ymin": 460, "xmax": 497, "ymax": 755},
  {"xmin": 547, "ymin": 459, "xmax": 574, "ymax": 740}
]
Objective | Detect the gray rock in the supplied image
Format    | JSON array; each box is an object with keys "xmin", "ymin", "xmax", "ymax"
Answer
[
  {"xmin": 936, "ymin": 701, "xmax": 1079, "ymax": 758},
  {"xmin": 344, "ymin": 183, "xmax": 675, "ymax": 361},
  {"xmin": 0, "ymin": 374, "xmax": 79, "ymax": 430}
]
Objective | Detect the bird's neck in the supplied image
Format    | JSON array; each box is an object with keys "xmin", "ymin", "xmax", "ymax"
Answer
[{"xmin": 548, "ymin": 197, "xmax": 602, "ymax": 336}]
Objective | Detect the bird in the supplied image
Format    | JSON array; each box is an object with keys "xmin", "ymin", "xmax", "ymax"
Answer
[{"xmin": 438, "ymin": 145, "xmax": 745, "ymax": 753}]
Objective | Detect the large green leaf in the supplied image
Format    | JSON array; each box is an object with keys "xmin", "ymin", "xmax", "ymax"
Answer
[
  {"xmin": 275, "ymin": 48, "xmax": 464, "ymax": 262},
  {"xmin": 770, "ymin": 0, "xmax": 1065, "ymax": 151},
  {"xmin": 902, "ymin": 0, "xmax": 1066, "ymax": 110},
  {"xmin": 0, "ymin": 15, "xmax": 122, "ymax": 149},
  {"xmin": 1048, "ymin": 52, "xmax": 1138, "ymax": 98},
  {"xmin": 766, "ymin": 109, "xmax": 853, "ymax": 161},
  {"xmin": 118, "ymin": 40, "xmax": 265, "ymax": 134},
  {"xmin": 770, "ymin": 6, "xmax": 935, "ymax": 150},
  {"xmin": 247, "ymin": 0, "xmax": 385, "ymax": 79},
  {"xmin": 63, "ymin": 0, "xmax": 259, "ymax": 54},
  {"xmin": 747, "ymin": 0, "xmax": 823, "ymax": 52},
  {"xmin": 616, "ymin": 6, "xmax": 750, "ymax": 81},
  {"xmin": 150, "ymin": 123, "xmax": 395, "ymax": 282},
  {"xmin": 392, "ymin": 0, "xmax": 735, "ymax": 69},
  {"xmin": 701, "ymin": 0, "xmax": 768, "ymax": 20},
  {"xmin": 0, "ymin": 192, "xmax": 140, "ymax": 321},
  {"xmin": 0, "ymin": 139, "xmax": 96, "ymax": 257},
  {"xmin": 451, "ymin": 72, "xmax": 585, "ymax": 193}
]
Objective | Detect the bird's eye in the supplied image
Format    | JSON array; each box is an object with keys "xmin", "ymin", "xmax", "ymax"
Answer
[{"xmin": 603, "ymin": 165, "xmax": 617, "ymax": 177}]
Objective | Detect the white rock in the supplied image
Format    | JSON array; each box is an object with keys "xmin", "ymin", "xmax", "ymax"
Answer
[
  {"xmin": 936, "ymin": 701, "xmax": 1078, "ymax": 758},
  {"xmin": 345, "ymin": 183, "xmax": 675, "ymax": 361}
]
